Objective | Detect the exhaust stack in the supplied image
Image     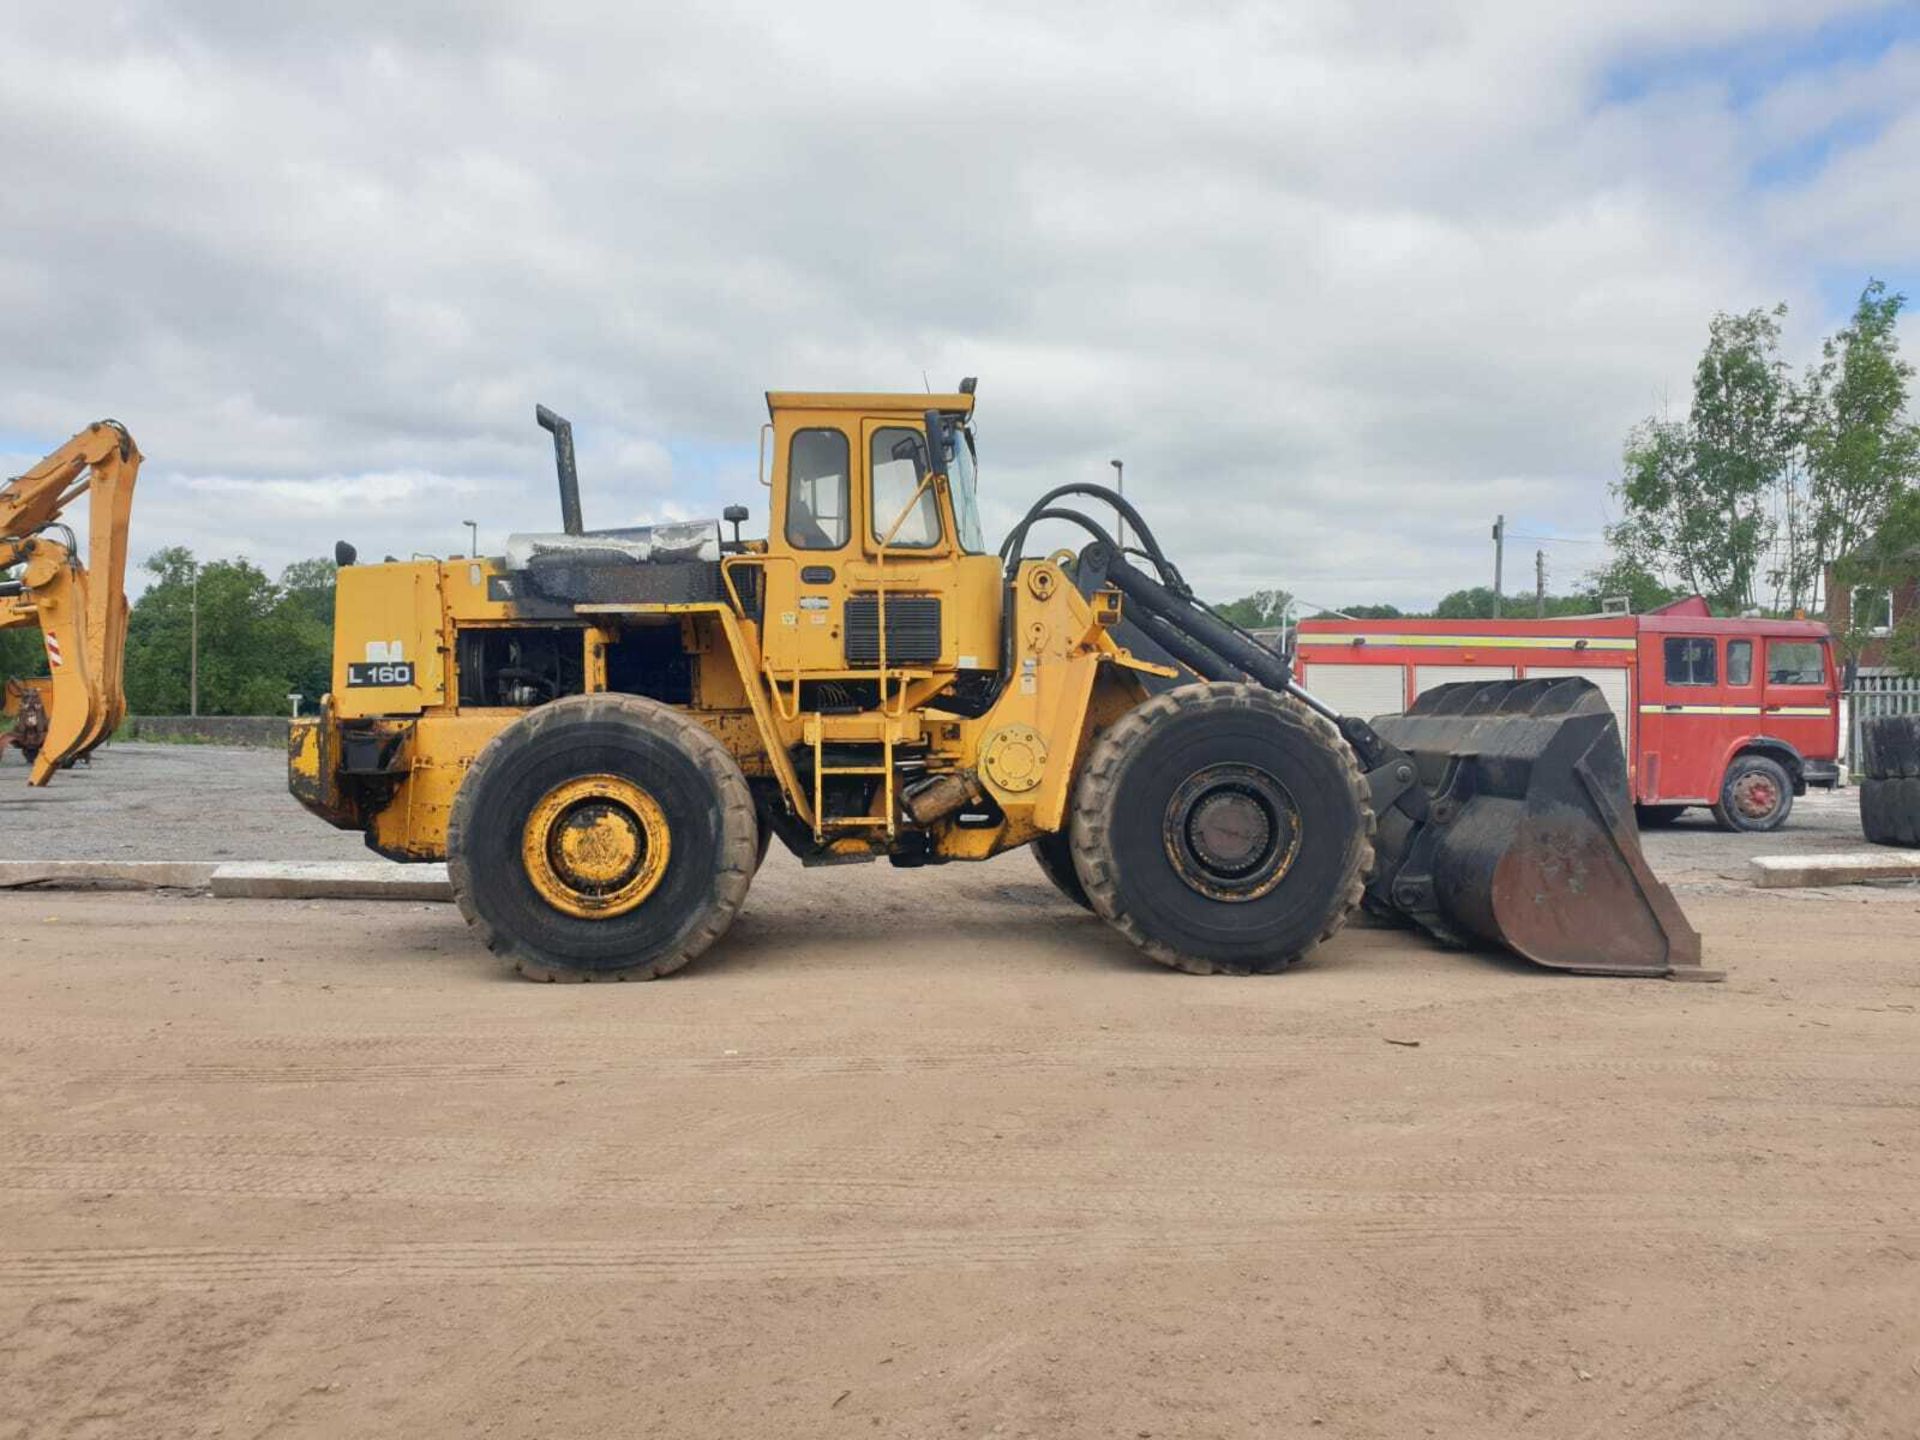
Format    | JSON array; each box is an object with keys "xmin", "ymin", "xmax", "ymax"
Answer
[{"xmin": 535, "ymin": 404, "xmax": 584, "ymax": 536}]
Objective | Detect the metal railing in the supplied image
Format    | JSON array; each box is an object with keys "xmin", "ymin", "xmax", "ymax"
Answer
[{"xmin": 1845, "ymin": 670, "xmax": 1920, "ymax": 775}]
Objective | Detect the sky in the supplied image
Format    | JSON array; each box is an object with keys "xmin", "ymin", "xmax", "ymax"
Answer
[{"xmin": 3, "ymin": 0, "xmax": 1917, "ymax": 609}]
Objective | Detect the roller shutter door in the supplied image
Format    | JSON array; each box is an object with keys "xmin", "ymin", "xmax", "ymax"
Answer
[
  {"xmin": 1301, "ymin": 663, "xmax": 1408, "ymax": 719},
  {"xmin": 1521, "ymin": 666, "xmax": 1630, "ymax": 727},
  {"xmin": 1413, "ymin": 664, "xmax": 1515, "ymax": 701}
]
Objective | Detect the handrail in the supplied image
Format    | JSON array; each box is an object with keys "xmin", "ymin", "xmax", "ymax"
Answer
[{"xmin": 871, "ymin": 468, "xmax": 942, "ymax": 715}]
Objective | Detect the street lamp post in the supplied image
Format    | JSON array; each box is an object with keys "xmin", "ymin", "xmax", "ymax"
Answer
[
  {"xmin": 463, "ymin": 520, "xmax": 478, "ymax": 558},
  {"xmin": 1109, "ymin": 458, "xmax": 1125, "ymax": 551}
]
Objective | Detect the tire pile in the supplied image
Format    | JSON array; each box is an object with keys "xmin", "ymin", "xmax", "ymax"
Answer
[{"xmin": 1858, "ymin": 714, "xmax": 1920, "ymax": 848}]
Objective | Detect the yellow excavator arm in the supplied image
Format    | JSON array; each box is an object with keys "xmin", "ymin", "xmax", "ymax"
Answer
[{"xmin": 0, "ymin": 420, "xmax": 140, "ymax": 785}]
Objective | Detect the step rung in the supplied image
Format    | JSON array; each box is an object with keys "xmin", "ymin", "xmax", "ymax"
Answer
[
  {"xmin": 817, "ymin": 766, "xmax": 890, "ymax": 776},
  {"xmin": 819, "ymin": 816, "xmax": 890, "ymax": 828}
]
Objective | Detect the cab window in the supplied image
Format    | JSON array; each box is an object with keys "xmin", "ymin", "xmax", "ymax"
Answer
[
  {"xmin": 870, "ymin": 426, "xmax": 942, "ymax": 549},
  {"xmin": 1726, "ymin": 639, "xmax": 1753, "ymax": 687},
  {"xmin": 1768, "ymin": 640, "xmax": 1825, "ymax": 686},
  {"xmin": 1664, "ymin": 636, "xmax": 1716, "ymax": 686},
  {"xmin": 785, "ymin": 429, "xmax": 850, "ymax": 550}
]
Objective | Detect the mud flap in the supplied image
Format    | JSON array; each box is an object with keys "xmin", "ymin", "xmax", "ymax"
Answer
[{"xmin": 1364, "ymin": 678, "xmax": 1716, "ymax": 980}]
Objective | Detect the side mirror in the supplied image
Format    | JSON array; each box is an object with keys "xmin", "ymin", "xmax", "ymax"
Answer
[
  {"xmin": 890, "ymin": 434, "xmax": 927, "ymax": 478},
  {"xmin": 922, "ymin": 410, "xmax": 948, "ymax": 477},
  {"xmin": 334, "ymin": 540, "xmax": 358, "ymax": 567}
]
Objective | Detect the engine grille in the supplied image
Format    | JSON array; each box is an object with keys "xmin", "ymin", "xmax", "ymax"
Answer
[{"xmin": 844, "ymin": 594, "xmax": 942, "ymax": 665}]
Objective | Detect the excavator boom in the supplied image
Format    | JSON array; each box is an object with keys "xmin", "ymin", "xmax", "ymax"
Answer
[{"xmin": 0, "ymin": 421, "xmax": 140, "ymax": 784}]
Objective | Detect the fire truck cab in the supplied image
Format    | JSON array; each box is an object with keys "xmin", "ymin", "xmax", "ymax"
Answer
[{"xmin": 1293, "ymin": 598, "xmax": 1841, "ymax": 832}]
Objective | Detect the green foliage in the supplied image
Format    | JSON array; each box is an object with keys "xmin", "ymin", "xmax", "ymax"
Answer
[
  {"xmin": 0, "ymin": 625, "xmax": 48, "ymax": 682},
  {"xmin": 1433, "ymin": 586, "xmax": 1498, "ymax": 619},
  {"xmin": 1333, "ymin": 603, "xmax": 1404, "ymax": 620},
  {"xmin": 1581, "ymin": 553, "xmax": 1686, "ymax": 614},
  {"xmin": 1213, "ymin": 588, "xmax": 1294, "ymax": 628},
  {"xmin": 1606, "ymin": 281, "xmax": 1918, "ymax": 624},
  {"xmin": 123, "ymin": 549, "xmax": 336, "ymax": 716},
  {"xmin": 1833, "ymin": 485, "xmax": 1920, "ymax": 673},
  {"xmin": 1610, "ymin": 305, "xmax": 1793, "ymax": 612},
  {"xmin": 1801, "ymin": 282, "xmax": 1920, "ymax": 655}
]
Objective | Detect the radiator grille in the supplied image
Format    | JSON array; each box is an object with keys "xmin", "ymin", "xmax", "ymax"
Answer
[{"xmin": 844, "ymin": 594, "xmax": 942, "ymax": 665}]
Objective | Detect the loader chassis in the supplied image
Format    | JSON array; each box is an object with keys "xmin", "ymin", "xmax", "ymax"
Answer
[{"xmin": 292, "ymin": 389, "xmax": 1707, "ymax": 983}]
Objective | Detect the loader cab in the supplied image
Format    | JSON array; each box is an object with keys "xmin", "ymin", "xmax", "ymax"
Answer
[{"xmin": 756, "ymin": 392, "xmax": 1001, "ymax": 687}]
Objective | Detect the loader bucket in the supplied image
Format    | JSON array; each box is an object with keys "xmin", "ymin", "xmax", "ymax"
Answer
[{"xmin": 1364, "ymin": 677, "xmax": 1714, "ymax": 980}]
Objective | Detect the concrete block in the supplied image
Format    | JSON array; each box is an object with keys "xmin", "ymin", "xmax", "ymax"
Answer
[
  {"xmin": 1749, "ymin": 852, "xmax": 1920, "ymax": 889},
  {"xmin": 0, "ymin": 860, "xmax": 219, "ymax": 891},
  {"xmin": 211, "ymin": 862, "xmax": 452, "ymax": 901}
]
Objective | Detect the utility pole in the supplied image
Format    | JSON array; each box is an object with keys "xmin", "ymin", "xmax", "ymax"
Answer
[
  {"xmin": 1109, "ymin": 459, "xmax": 1126, "ymax": 551},
  {"xmin": 1491, "ymin": 514, "xmax": 1505, "ymax": 618},
  {"xmin": 189, "ymin": 563, "xmax": 200, "ymax": 718},
  {"xmin": 1535, "ymin": 549, "xmax": 1546, "ymax": 618}
]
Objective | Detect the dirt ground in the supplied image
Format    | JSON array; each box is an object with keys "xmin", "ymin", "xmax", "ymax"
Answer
[
  {"xmin": 1, "ymin": 821, "xmax": 1916, "ymax": 1437},
  {"xmin": 0, "ymin": 744, "xmax": 1914, "ymax": 1437}
]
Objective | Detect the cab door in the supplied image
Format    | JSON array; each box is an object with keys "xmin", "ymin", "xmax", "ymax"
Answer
[
  {"xmin": 1761, "ymin": 634, "xmax": 1839, "ymax": 763},
  {"xmin": 1638, "ymin": 631, "xmax": 1721, "ymax": 801},
  {"xmin": 761, "ymin": 422, "xmax": 856, "ymax": 678},
  {"xmin": 843, "ymin": 417, "xmax": 960, "ymax": 673}
]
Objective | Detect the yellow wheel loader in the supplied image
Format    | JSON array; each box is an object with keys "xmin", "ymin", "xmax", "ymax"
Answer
[
  {"xmin": 0, "ymin": 421, "xmax": 140, "ymax": 785},
  {"xmin": 290, "ymin": 389, "xmax": 1709, "ymax": 983}
]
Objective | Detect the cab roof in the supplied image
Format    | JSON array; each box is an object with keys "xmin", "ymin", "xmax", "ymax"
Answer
[{"xmin": 765, "ymin": 391, "xmax": 975, "ymax": 420}]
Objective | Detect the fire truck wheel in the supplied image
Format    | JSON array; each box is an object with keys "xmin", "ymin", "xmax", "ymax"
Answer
[
  {"xmin": 1710, "ymin": 754, "xmax": 1794, "ymax": 833},
  {"xmin": 447, "ymin": 694, "xmax": 758, "ymax": 982},
  {"xmin": 1634, "ymin": 804, "xmax": 1688, "ymax": 828},
  {"xmin": 1031, "ymin": 830, "xmax": 1092, "ymax": 911},
  {"xmin": 1070, "ymin": 683, "xmax": 1374, "ymax": 975},
  {"xmin": 1860, "ymin": 776, "xmax": 1920, "ymax": 847}
]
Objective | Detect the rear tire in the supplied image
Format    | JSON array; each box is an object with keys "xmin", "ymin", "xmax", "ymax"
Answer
[
  {"xmin": 1031, "ymin": 830, "xmax": 1092, "ymax": 910},
  {"xmin": 1860, "ymin": 775, "xmax": 1920, "ymax": 847},
  {"xmin": 447, "ymin": 694, "xmax": 757, "ymax": 982},
  {"xmin": 1710, "ymin": 754, "xmax": 1793, "ymax": 833},
  {"xmin": 1069, "ymin": 683, "xmax": 1373, "ymax": 975},
  {"xmin": 1635, "ymin": 804, "xmax": 1688, "ymax": 828}
]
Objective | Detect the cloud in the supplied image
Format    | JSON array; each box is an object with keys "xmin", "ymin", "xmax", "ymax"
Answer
[{"xmin": 3, "ymin": 0, "xmax": 1917, "ymax": 606}]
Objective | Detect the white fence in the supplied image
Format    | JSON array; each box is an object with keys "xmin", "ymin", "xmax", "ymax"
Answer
[{"xmin": 1846, "ymin": 671, "xmax": 1920, "ymax": 775}]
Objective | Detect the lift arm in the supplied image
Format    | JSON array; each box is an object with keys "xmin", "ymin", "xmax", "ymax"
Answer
[{"xmin": 0, "ymin": 421, "xmax": 141, "ymax": 784}]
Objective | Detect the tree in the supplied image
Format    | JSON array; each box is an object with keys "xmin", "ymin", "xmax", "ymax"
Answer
[
  {"xmin": 274, "ymin": 558, "xmax": 337, "ymax": 704},
  {"xmin": 1582, "ymin": 553, "xmax": 1685, "ymax": 614},
  {"xmin": 0, "ymin": 616, "xmax": 48, "ymax": 683},
  {"xmin": 1332, "ymin": 603, "xmax": 1405, "ymax": 620},
  {"xmin": 1214, "ymin": 588, "xmax": 1293, "ymax": 628},
  {"xmin": 1610, "ymin": 305, "xmax": 1795, "ymax": 613},
  {"xmin": 124, "ymin": 549, "xmax": 337, "ymax": 715},
  {"xmin": 1434, "ymin": 586, "xmax": 1498, "ymax": 619},
  {"xmin": 1832, "ymin": 484, "xmax": 1920, "ymax": 673},
  {"xmin": 1800, "ymin": 281, "xmax": 1920, "ymax": 611}
]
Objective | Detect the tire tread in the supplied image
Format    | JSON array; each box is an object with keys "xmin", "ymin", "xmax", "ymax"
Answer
[
  {"xmin": 1068, "ymin": 682, "xmax": 1374, "ymax": 975},
  {"xmin": 446, "ymin": 693, "xmax": 757, "ymax": 982}
]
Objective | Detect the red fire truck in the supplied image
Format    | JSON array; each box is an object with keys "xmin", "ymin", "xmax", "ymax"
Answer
[{"xmin": 1292, "ymin": 598, "xmax": 1841, "ymax": 831}]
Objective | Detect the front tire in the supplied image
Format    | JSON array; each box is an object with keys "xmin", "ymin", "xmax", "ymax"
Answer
[
  {"xmin": 1031, "ymin": 830, "xmax": 1093, "ymax": 910},
  {"xmin": 447, "ymin": 694, "xmax": 757, "ymax": 982},
  {"xmin": 1069, "ymin": 683, "xmax": 1373, "ymax": 975},
  {"xmin": 1710, "ymin": 754, "xmax": 1793, "ymax": 833}
]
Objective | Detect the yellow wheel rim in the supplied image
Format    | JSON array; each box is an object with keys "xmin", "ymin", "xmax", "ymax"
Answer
[{"xmin": 522, "ymin": 774, "xmax": 671, "ymax": 920}]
